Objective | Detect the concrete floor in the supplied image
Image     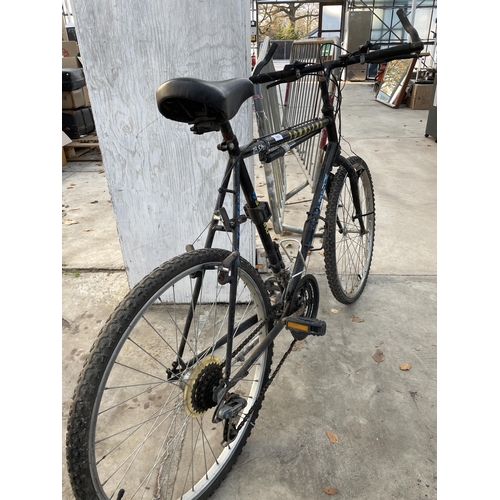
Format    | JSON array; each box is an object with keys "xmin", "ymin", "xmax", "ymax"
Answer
[{"xmin": 62, "ymin": 82, "xmax": 437, "ymax": 499}]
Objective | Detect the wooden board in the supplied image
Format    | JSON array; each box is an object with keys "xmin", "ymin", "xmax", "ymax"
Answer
[
  {"xmin": 64, "ymin": 132, "xmax": 102, "ymax": 161},
  {"xmin": 70, "ymin": 0, "xmax": 253, "ymax": 290}
]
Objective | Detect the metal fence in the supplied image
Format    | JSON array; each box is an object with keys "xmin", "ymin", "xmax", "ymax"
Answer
[
  {"xmin": 252, "ymin": 37, "xmax": 287, "ymax": 234},
  {"xmin": 62, "ymin": 0, "xmax": 74, "ymax": 24},
  {"xmin": 255, "ymin": 37, "xmax": 341, "ymax": 235},
  {"xmin": 281, "ymin": 38, "xmax": 341, "ymax": 207}
]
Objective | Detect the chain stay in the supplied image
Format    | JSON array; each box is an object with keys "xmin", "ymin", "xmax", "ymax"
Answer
[{"xmin": 235, "ymin": 337, "xmax": 297, "ymax": 432}]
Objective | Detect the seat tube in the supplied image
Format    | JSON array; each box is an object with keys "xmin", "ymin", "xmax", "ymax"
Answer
[
  {"xmin": 219, "ymin": 121, "xmax": 242, "ymax": 253},
  {"xmin": 219, "ymin": 121, "xmax": 242, "ymax": 380}
]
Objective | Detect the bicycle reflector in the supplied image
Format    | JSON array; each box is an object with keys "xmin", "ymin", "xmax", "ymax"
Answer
[{"xmin": 285, "ymin": 317, "xmax": 326, "ymax": 341}]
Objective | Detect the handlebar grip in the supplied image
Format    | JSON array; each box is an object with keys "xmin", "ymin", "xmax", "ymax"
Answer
[
  {"xmin": 396, "ymin": 9, "xmax": 422, "ymax": 44},
  {"xmin": 364, "ymin": 42, "xmax": 422, "ymax": 63},
  {"xmin": 252, "ymin": 42, "xmax": 278, "ymax": 78},
  {"xmin": 365, "ymin": 10, "xmax": 423, "ymax": 63},
  {"xmin": 249, "ymin": 68, "xmax": 297, "ymax": 84}
]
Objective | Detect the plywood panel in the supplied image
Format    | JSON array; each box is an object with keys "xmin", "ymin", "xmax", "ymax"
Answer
[{"xmin": 71, "ymin": 0, "xmax": 253, "ymax": 288}]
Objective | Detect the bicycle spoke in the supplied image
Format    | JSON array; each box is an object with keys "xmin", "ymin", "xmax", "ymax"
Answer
[
  {"xmin": 104, "ymin": 402, "xmax": 188, "ymax": 497},
  {"xmin": 97, "ymin": 388, "xmax": 181, "ymax": 446},
  {"xmin": 67, "ymin": 249, "xmax": 272, "ymax": 500},
  {"xmin": 325, "ymin": 160, "xmax": 374, "ymax": 303}
]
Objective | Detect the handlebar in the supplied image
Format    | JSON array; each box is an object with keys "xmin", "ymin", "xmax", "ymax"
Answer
[
  {"xmin": 398, "ymin": 8, "xmax": 422, "ymax": 45},
  {"xmin": 249, "ymin": 9, "xmax": 423, "ymax": 85},
  {"xmin": 252, "ymin": 42, "xmax": 278, "ymax": 78},
  {"xmin": 364, "ymin": 9, "xmax": 423, "ymax": 63}
]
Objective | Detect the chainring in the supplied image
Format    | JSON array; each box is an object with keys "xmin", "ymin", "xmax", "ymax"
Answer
[{"xmin": 290, "ymin": 274, "xmax": 320, "ymax": 319}]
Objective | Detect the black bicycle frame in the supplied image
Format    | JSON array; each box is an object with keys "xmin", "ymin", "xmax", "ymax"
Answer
[{"xmin": 178, "ymin": 66, "xmax": 365, "ymax": 389}]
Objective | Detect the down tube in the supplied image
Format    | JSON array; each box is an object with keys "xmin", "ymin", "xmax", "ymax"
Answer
[{"xmin": 292, "ymin": 141, "xmax": 339, "ymax": 277}]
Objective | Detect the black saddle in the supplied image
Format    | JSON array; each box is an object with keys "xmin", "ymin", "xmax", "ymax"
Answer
[{"xmin": 156, "ymin": 77, "xmax": 254, "ymax": 134}]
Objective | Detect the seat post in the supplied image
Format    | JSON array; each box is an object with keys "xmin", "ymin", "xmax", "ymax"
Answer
[{"xmin": 219, "ymin": 121, "xmax": 241, "ymax": 158}]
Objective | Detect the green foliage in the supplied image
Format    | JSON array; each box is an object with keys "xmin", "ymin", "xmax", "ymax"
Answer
[
  {"xmin": 275, "ymin": 22, "xmax": 301, "ymax": 40},
  {"xmin": 63, "ymin": 269, "xmax": 80, "ymax": 277}
]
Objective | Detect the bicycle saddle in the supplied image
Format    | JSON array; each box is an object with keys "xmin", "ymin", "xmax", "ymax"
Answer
[{"xmin": 156, "ymin": 77, "xmax": 254, "ymax": 134}]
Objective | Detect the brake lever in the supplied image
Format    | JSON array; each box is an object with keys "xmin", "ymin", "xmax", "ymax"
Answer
[
  {"xmin": 263, "ymin": 60, "xmax": 307, "ymax": 88},
  {"xmin": 267, "ymin": 76, "xmax": 297, "ymax": 89},
  {"xmin": 353, "ymin": 42, "xmax": 381, "ymax": 58},
  {"xmin": 283, "ymin": 61, "xmax": 307, "ymax": 72}
]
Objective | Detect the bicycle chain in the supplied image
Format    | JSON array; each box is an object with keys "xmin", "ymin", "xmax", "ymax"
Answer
[
  {"xmin": 230, "ymin": 291, "xmax": 311, "ymax": 432},
  {"xmin": 222, "ymin": 298, "xmax": 299, "ymax": 435},
  {"xmin": 235, "ymin": 337, "xmax": 297, "ymax": 432},
  {"xmin": 228, "ymin": 297, "xmax": 306, "ymax": 433},
  {"xmin": 231, "ymin": 317, "xmax": 268, "ymax": 360}
]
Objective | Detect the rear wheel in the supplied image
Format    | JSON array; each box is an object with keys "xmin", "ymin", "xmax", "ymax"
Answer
[
  {"xmin": 66, "ymin": 248, "xmax": 273, "ymax": 500},
  {"xmin": 324, "ymin": 156, "xmax": 375, "ymax": 304}
]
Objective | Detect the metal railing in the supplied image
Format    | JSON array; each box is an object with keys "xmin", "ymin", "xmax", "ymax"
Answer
[
  {"xmin": 252, "ymin": 37, "xmax": 287, "ymax": 234},
  {"xmin": 254, "ymin": 38, "xmax": 341, "ymax": 235},
  {"xmin": 62, "ymin": 0, "xmax": 74, "ymax": 24},
  {"xmin": 281, "ymin": 38, "xmax": 341, "ymax": 220}
]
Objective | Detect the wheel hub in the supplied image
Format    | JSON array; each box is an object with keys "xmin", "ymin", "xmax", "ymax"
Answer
[{"xmin": 182, "ymin": 356, "xmax": 223, "ymax": 417}]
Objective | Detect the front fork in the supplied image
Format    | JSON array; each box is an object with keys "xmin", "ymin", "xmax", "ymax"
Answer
[
  {"xmin": 334, "ymin": 156, "xmax": 367, "ymax": 235},
  {"xmin": 317, "ymin": 69, "xmax": 366, "ymax": 236}
]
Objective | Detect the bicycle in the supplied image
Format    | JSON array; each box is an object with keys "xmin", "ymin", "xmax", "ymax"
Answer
[{"xmin": 66, "ymin": 10, "xmax": 423, "ymax": 500}]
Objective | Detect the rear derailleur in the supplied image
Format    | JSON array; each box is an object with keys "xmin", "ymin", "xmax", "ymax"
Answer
[{"xmin": 212, "ymin": 389, "xmax": 247, "ymax": 446}]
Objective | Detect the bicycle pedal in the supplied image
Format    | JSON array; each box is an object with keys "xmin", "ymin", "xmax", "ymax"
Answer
[{"xmin": 285, "ymin": 316, "xmax": 326, "ymax": 340}]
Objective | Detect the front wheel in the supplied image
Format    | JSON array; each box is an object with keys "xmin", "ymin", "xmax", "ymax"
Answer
[
  {"xmin": 324, "ymin": 156, "xmax": 375, "ymax": 304},
  {"xmin": 66, "ymin": 248, "xmax": 273, "ymax": 500}
]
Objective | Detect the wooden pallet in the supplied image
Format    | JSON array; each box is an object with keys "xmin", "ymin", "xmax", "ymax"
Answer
[{"xmin": 64, "ymin": 132, "xmax": 102, "ymax": 161}]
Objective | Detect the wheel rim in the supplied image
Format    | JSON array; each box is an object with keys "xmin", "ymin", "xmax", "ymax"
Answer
[
  {"xmin": 335, "ymin": 168, "xmax": 374, "ymax": 298},
  {"xmin": 88, "ymin": 258, "xmax": 269, "ymax": 500}
]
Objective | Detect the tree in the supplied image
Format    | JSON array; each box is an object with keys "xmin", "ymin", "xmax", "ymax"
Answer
[
  {"xmin": 273, "ymin": 2, "xmax": 311, "ymax": 32},
  {"xmin": 275, "ymin": 22, "xmax": 301, "ymax": 40},
  {"xmin": 257, "ymin": 2, "xmax": 319, "ymax": 40}
]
